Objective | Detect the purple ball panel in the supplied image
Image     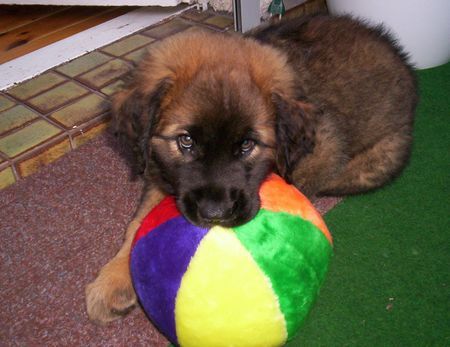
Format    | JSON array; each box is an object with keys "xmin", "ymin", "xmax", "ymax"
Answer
[{"xmin": 130, "ymin": 216, "xmax": 208, "ymax": 345}]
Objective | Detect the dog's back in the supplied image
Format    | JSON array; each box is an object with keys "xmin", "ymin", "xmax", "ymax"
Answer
[{"xmin": 251, "ymin": 15, "xmax": 418, "ymax": 195}]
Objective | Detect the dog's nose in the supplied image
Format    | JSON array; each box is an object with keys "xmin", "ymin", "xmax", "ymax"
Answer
[{"xmin": 198, "ymin": 201, "xmax": 233, "ymax": 224}]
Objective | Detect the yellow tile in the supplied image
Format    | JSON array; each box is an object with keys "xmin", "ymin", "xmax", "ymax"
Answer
[
  {"xmin": 7, "ymin": 72, "xmax": 66, "ymax": 100},
  {"xmin": 27, "ymin": 81, "xmax": 88, "ymax": 114},
  {"xmin": 72, "ymin": 121, "xmax": 109, "ymax": 149},
  {"xmin": 181, "ymin": 9, "xmax": 212, "ymax": 22},
  {"xmin": 101, "ymin": 34, "xmax": 154, "ymax": 56},
  {"xmin": 143, "ymin": 18, "xmax": 191, "ymax": 39},
  {"xmin": 0, "ymin": 95, "xmax": 15, "ymax": 112},
  {"xmin": 184, "ymin": 25, "xmax": 216, "ymax": 34},
  {"xmin": 0, "ymin": 166, "xmax": 16, "ymax": 190},
  {"xmin": 101, "ymin": 80, "xmax": 125, "ymax": 96},
  {"xmin": 17, "ymin": 138, "xmax": 72, "ymax": 178},
  {"xmin": 78, "ymin": 59, "xmax": 130, "ymax": 89},
  {"xmin": 0, "ymin": 120, "xmax": 62, "ymax": 158},
  {"xmin": 0, "ymin": 105, "xmax": 39, "ymax": 134},
  {"xmin": 204, "ymin": 15, "xmax": 233, "ymax": 29},
  {"xmin": 50, "ymin": 94, "xmax": 107, "ymax": 129},
  {"xmin": 123, "ymin": 47, "xmax": 148, "ymax": 63},
  {"xmin": 56, "ymin": 51, "xmax": 112, "ymax": 77}
]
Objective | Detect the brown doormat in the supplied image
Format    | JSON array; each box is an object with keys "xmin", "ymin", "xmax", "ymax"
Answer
[{"xmin": 0, "ymin": 133, "xmax": 168, "ymax": 346}]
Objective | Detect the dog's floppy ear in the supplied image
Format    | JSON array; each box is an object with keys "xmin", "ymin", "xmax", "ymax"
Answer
[
  {"xmin": 272, "ymin": 93, "xmax": 317, "ymax": 182},
  {"xmin": 111, "ymin": 78, "xmax": 171, "ymax": 174}
]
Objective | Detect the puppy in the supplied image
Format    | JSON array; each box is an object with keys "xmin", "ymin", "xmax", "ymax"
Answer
[{"xmin": 86, "ymin": 15, "xmax": 417, "ymax": 323}]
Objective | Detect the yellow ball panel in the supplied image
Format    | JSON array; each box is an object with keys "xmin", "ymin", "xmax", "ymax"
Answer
[{"xmin": 175, "ymin": 227, "xmax": 287, "ymax": 347}]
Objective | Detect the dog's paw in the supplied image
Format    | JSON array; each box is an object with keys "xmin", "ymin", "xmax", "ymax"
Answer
[{"xmin": 85, "ymin": 259, "xmax": 137, "ymax": 325}]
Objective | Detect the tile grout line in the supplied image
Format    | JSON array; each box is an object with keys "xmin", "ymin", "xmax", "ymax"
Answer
[
  {"xmin": 70, "ymin": 57, "xmax": 134, "ymax": 88},
  {"xmin": 3, "ymin": 67, "xmax": 115, "ymax": 128},
  {"xmin": 9, "ymin": 159, "xmax": 20, "ymax": 182},
  {"xmin": 15, "ymin": 131, "xmax": 70, "ymax": 157},
  {"xmin": 22, "ymin": 88, "xmax": 90, "ymax": 116},
  {"xmin": 67, "ymin": 112, "xmax": 111, "ymax": 147},
  {"xmin": 0, "ymin": 116, "xmax": 52, "ymax": 140},
  {"xmin": 52, "ymin": 66, "xmax": 124, "ymax": 104},
  {"xmin": 53, "ymin": 54, "xmax": 114, "ymax": 80},
  {"xmin": 0, "ymin": 93, "xmax": 20, "ymax": 114},
  {"xmin": 3, "ymin": 80, "xmax": 89, "ymax": 122},
  {"xmin": 4, "ymin": 77, "xmax": 68, "ymax": 103},
  {"xmin": 0, "ymin": 152, "xmax": 11, "ymax": 167},
  {"xmin": 6, "ymin": 130, "xmax": 70, "ymax": 161},
  {"xmin": 9, "ymin": 132, "xmax": 74, "ymax": 180},
  {"xmin": 194, "ymin": 17, "xmax": 235, "ymax": 32},
  {"xmin": 99, "ymin": 42, "xmax": 155, "ymax": 62},
  {"xmin": 0, "ymin": 94, "xmax": 63, "ymax": 148}
]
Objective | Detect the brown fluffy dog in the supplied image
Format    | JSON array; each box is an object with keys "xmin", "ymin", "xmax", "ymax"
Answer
[{"xmin": 86, "ymin": 15, "xmax": 417, "ymax": 323}]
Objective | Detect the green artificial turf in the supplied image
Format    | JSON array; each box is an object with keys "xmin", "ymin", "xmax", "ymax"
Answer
[{"xmin": 288, "ymin": 63, "xmax": 450, "ymax": 346}]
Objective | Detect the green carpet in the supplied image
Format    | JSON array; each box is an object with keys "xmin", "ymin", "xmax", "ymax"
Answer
[{"xmin": 289, "ymin": 63, "xmax": 450, "ymax": 346}]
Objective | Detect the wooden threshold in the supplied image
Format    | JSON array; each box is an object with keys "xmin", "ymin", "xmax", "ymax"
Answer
[{"xmin": 0, "ymin": 5, "xmax": 135, "ymax": 64}]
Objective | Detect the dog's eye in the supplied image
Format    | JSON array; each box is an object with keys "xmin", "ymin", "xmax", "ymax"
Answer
[
  {"xmin": 240, "ymin": 139, "xmax": 255, "ymax": 154},
  {"xmin": 178, "ymin": 134, "xmax": 194, "ymax": 150}
]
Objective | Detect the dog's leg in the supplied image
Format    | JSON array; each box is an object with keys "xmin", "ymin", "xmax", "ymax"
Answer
[
  {"xmin": 85, "ymin": 185, "xmax": 165, "ymax": 324},
  {"xmin": 290, "ymin": 120, "xmax": 348, "ymax": 198},
  {"xmin": 320, "ymin": 130, "xmax": 412, "ymax": 196}
]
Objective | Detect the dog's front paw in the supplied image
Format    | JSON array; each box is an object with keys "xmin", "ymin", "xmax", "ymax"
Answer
[{"xmin": 85, "ymin": 258, "xmax": 137, "ymax": 325}]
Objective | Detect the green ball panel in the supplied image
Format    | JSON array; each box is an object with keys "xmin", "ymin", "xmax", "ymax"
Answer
[{"xmin": 233, "ymin": 209, "xmax": 333, "ymax": 339}]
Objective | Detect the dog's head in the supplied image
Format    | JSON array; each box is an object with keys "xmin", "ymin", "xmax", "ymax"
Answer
[{"xmin": 112, "ymin": 31, "xmax": 316, "ymax": 227}]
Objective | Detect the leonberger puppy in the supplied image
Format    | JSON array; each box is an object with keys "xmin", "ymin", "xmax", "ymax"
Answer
[{"xmin": 86, "ymin": 15, "xmax": 417, "ymax": 323}]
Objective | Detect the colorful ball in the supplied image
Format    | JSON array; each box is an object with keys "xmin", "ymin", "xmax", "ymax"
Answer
[{"xmin": 130, "ymin": 174, "xmax": 333, "ymax": 347}]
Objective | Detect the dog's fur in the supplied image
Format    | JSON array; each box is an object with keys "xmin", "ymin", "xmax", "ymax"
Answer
[{"xmin": 86, "ymin": 15, "xmax": 417, "ymax": 323}]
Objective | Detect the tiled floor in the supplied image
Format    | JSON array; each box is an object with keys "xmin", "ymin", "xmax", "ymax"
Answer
[{"xmin": 0, "ymin": 9, "xmax": 234, "ymax": 190}]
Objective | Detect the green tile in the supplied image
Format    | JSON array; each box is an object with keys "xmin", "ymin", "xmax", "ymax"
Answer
[
  {"xmin": 50, "ymin": 94, "xmax": 107, "ymax": 129},
  {"xmin": 101, "ymin": 34, "xmax": 154, "ymax": 56},
  {"xmin": 204, "ymin": 15, "xmax": 234, "ymax": 29},
  {"xmin": 101, "ymin": 80, "xmax": 125, "ymax": 96},
  {"xmin": 144, "ymin": 18, "xmax": 192, "ymax": 39},
  {"xmin": 0, "ymin": 105, "xmax": 39, "ymax": 134},
  {"xmin": 27, "ymin": 81, "xmax": 88, "ymax": 114},
  {"xmin": 0, "ymin": 119, "xmax": 61, "ymax": 158},
  {"xmin": 56, "ymin": 51, "xmax": 112, "ymax": 77},
  {"xmin": 123, "ymin": 46, "xmax": 149, "ymax": 63},
  {"xmin": 7, "ymin": 72, "xmax": 66, "ymax": 100},
  {"xmin": 0, "ymin": 95, "xmax": 15, "ymax": 112},
  {"xmin": 181, "ymin": 8, "xmax": 212, "ymax": 22},
  {"xmin": 78, "ymin": 59, "xmax": 130, "ymax": 89},
  {"xmin": 0, "ymin": 166, "xmax": 16, "ymax": 190}
]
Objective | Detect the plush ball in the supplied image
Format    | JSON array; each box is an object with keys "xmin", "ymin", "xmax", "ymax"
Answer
[{"xmin": 130, "ymin": 174, "xmax": 333, "ymax": 347}]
